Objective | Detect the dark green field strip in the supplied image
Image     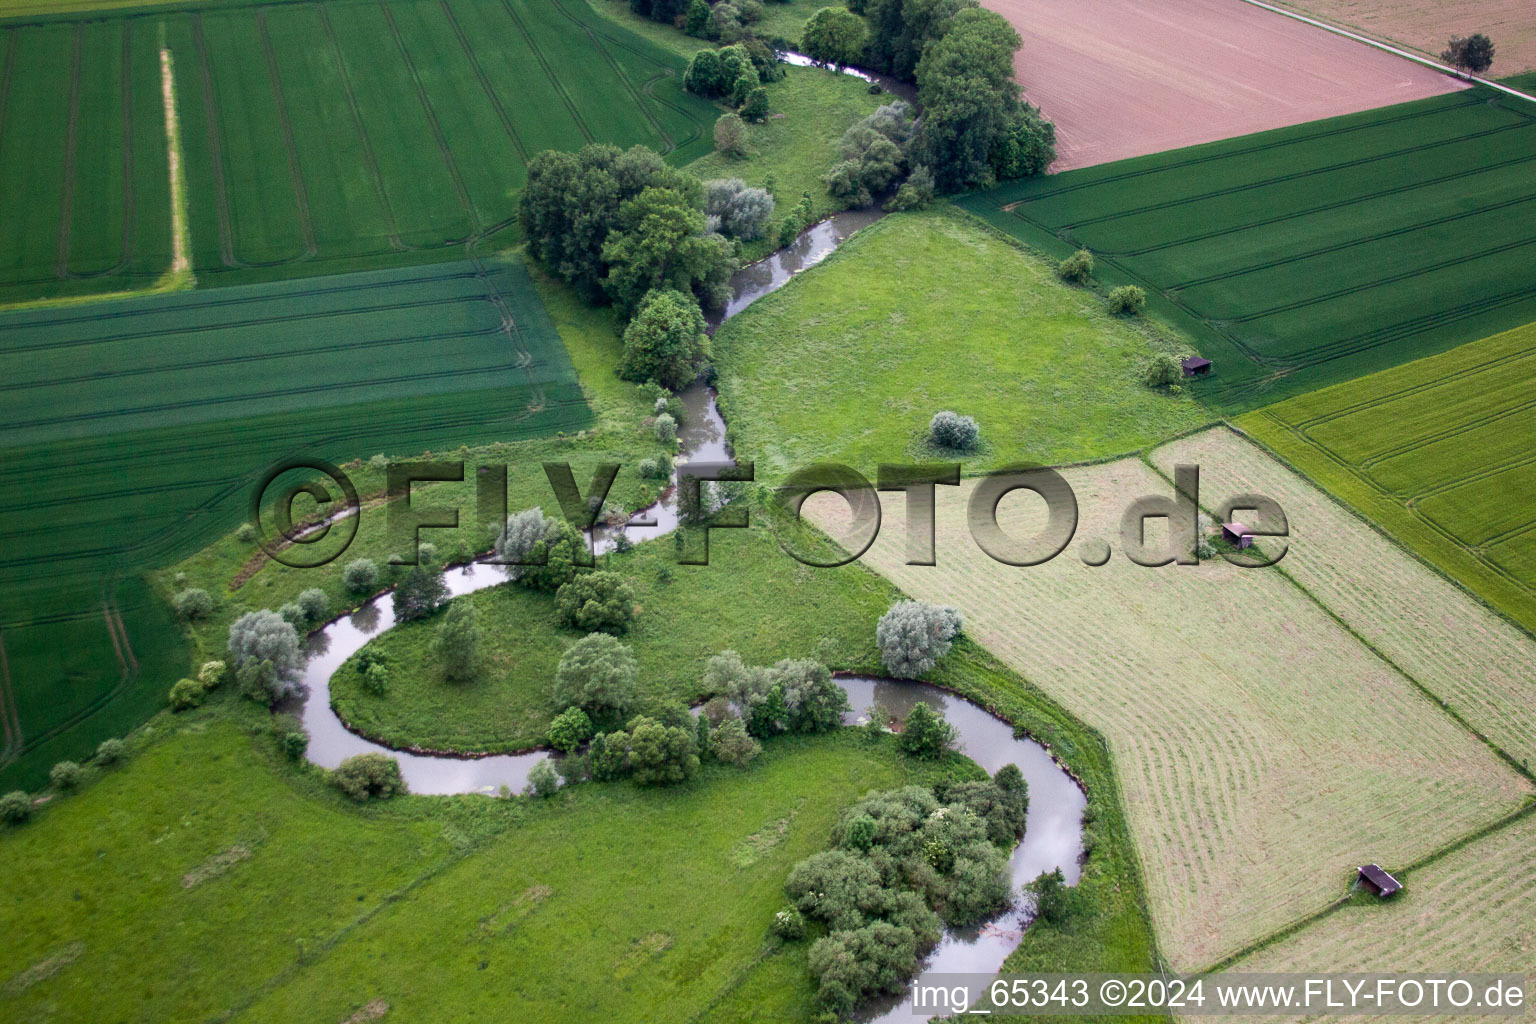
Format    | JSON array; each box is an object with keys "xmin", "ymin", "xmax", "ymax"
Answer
[
  {"xmin": 0, "ymin": 24, "xmax": 70, "ymax": 283},
  {"xmin": 199, "ymin": 10, "xmax": 311, "ymax": 266}
]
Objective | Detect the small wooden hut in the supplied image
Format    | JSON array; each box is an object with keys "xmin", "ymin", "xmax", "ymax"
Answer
[
  {"xmin": 1221, "ymin": 522, "xmax": 1254, "ymax": 549},
  {"xmin": 1357, "ymin": 864, "xmax": 1402, "ymax": 897},
  {"xmin": 1181, "ymin": 356, "xmax": 1212, "ymax": 377}
]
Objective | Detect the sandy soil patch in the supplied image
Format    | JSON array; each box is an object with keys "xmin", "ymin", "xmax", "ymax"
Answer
[{"xmin": 989, "ymin": 0, "xmax": 1465, "ymax": 169}]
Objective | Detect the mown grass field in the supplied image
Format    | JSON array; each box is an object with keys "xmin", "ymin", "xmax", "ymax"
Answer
[
  {"xmin": 1153, "ymin": 426, "xmax": 1536, "ymax": 773},
  {"xmin": 1238, "ymin": 321, "xmax": 1536, "ymax": 637},
  {"xmin": 0, "ymin": 711, "xmax": 972, "ymax": 1023},
  {"xmin": 810, "ymin": 445, "xmax": 1534, "ymax": 968},
  {"xmin": 0, "ymin": 257, "xmax": 591, "ymax": 788},
  {"xmin": 0, "ymin": 0, "xmax": 716, "ymax": 304},
  {"xmin": 957, "ymin": 86, "xmax": 1536, "ymax": 412},
  {"xmin": 713, "ymin": 208, "xmax": 1210, "ymax": 477}
]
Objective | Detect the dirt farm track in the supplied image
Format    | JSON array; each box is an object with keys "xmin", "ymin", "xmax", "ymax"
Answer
[{"xmin": 986, "ymin": 0, "xmax": 1466, "ymax": 170}]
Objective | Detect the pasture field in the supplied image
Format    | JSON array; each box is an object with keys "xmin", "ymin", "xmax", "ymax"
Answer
[
  {"xmin": 0, "ymin": 712, "xmax": 969, "ymax": 1022},
  {"xmin": 0, "ymin": 257, "xmax": 591, "ymax": 787},
  {"xmin": 1238, "ymin": 321, "xmax": 1536, "ymax": 637},
  {"xmin": 809, "ymin": 450, "xmax": 1534, "ymax": 968},
  {"xmin": 1223, "ymin": 810, "xmax": 1536, "ymax": 1013},
  {"xmin": 978, "ymin": 0, "xmax": 1461, "ymax": 171},
  {"xmin": 712, "ymin": 209, "xmax": 1209, "ymax": 478},
  {"xmin": 0, "ymin": 0, "xmax": 715, "ymax": 305},
  {"xmin": 1274, "ymin": 0, "xmax": 1536, "ymax": 75},
  {"xmin": 958, "ymin": 85, "xmax": 1536, "ymax": 412},
  {"xmin": 1154, "ymin": 426, "xmax": 1536, "ymax": 770}
]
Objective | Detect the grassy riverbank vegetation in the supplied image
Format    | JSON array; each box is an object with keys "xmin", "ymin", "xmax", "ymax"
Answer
[{"xmin": 712, "ymin": 208, "xmax": 1209, "ymax": 477}]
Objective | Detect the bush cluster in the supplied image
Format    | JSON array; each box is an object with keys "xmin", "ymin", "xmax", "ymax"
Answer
[
  {"xmin": 1107, "ymin": 284, "xmax": 1146, "ymax": 315},
  {"xmin": 1057, "ymin": 248, "xmax": 1093, "ymax": 284},
  {"xmin": 228, "ymin": 610, "xmax": 304, "ymax": 705},
  {"xmin": 703, "ymin": 650, "xmax": 850, "ymax": 738},
  {"xmin": 825, "ymin": 102, "xmax": 918, "ymax": 208},
  {"xmin": 332, "ymin": 753, "xmax": 407, "ymax": 802},
  {"xmin": 876, "ymin": 599, "xmax": 963, "ymax": 678},
  {"xmin": 927, "ymin": 410, "xmax": 978, "ymax": 451},
  {"xmin": 555, "ymin": 571, "xmax": 637, "ymax": 635}
]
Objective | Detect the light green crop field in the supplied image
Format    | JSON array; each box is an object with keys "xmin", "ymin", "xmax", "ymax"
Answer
[
  {"xmin": 0, "ymin": 257, "xmax": 591, "ymax": 789},
  {"xmin": 957, "ymin": 87, "xmax": 1536, "ymax": 413},
  {"xmin": 0, "ymin": 0, "xmax": 716, "ymax": 305},
  {"xmin": 0, "ymin": 714, "xmax": 970, "ymax": 1023},
  {"xmin": 1238, "ymin": 321, "xmax": 1536, "ymax": 636},
  {"xmin": 809, "ymin": 438, "xmax": 1534, "ymax": 968},
  {"xmin": 712, "ymin": 208, "xmax": 1210, "ymax": 478}
]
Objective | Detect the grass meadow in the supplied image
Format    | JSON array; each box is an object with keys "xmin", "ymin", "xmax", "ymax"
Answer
[
  {"xmin": 1238, "ymin": 321, "xmax": 1536, "ymax": 637},
  {"xmin": 809, "ymin": 446, "xmax": 1535, "ymax": 968},
  {"xmin": 712, "ymin": 208, "xmax": 1210, "ymax": 478},
  {"xmin": 0, "ymin": 0, "xmax": 716, "ymax": 305},
  {"xmin": 958, "ymin": 86, "xmax": 1536, "ymax": 413}
]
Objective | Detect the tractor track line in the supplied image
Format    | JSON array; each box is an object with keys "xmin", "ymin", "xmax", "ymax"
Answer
[
  {"xmin": 497, "ymin": 0, "xmax": 593, "ymax": 144},
  {"xmin": 189, "ymin": 14, "xmax": 236, "ymax": 267},
  {"xmin": 1288, "ymin": 350, "xmax": 1536, "ymax": 429},
  {"xmin": 54, "ymin": 24, "xmax": 82, "ymax": 280},
  {"xmin": 546, "ymin": 0, "xmax": 670, "ymax": 151},
  {"xmin": 64, "ymin": 22, "xmax": 137, "ymax": 280},
  {"xmin": 256, "ymin": 9, "xmax": 318, "ymax": 258},
  {"xmin": 437, "ymin": 0, "xmax": 528, "ymax": 165}
]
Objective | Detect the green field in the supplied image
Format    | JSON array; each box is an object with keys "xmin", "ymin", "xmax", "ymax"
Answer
[
  {"xmin": 713, "ymin": 208, "xmax": 1210, "ymax": 477},
  {"xmin": 958, "ymin": 86, "xmax": 1536, "ymax": 412},
  {"xmin": 0, "ymin": 0, "xmax": 716, "ymax": 304},
  {"xmin": 0, "ymin": 257, "xmax": 591, "ymax": 788},
  {"xmin": 1240, "ymin": 321, "xmax": 1536, "ymax": 635}
]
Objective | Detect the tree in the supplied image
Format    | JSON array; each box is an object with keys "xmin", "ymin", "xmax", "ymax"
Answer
[
  {"xmin": 825, "ymin": 101, "xmax": 917, "ymax": 206},
  {"xmin": 1057, "ymin": 248, "xmax": 1093, "ymax": 284},
  {"xmin": 49, "ymin": 760, "xmax": 82, "ymax": 790},
  {"xmin": 343, "ymin": 558, "xmax": 379, "ymax": 594},
  {"xmin": 169, "ymin": 678, "xmax": 204, "ymax": 711},
  {"xmin": 625, "ymin": 715, "xmax": 700, "ymax": 784},
  {"xmin": 548, "ymin": 706, "xmax": 595, "ymax": 752},
  {"xmin": 1026, "ymin": 867, "xmax": 1070, "ymax": 924},
  {"xmin": 554, "ymin": 633, "xmax": 638, "ymax": 723},
  {"xmin": 496, "ymin": 508, "xmax": 554, "ymax": 582},
  {"xmin": 555, "ymin": 571, "xmax": 637, "ymax": 634},
  {"xmin": 526, "ymin": 758, "xmax": 559, "ymax": 798},
  {"xmin": 227, "ymin": 610, "xmax": 303, "ymax": 702},
  {"xmin": 518, "ymin": 517, "xmax": 585, "ymax": 593},
  {"xmin": 620, "ymin": 288, "xmax": 710, "ymax": 390},
  {"xmin": 807, "ymin": 922, "xmax": 919, "ymax": 1015},
  {"xmin": 332, "ymin": 754, "xmax": 407, "ymax": 801},
  {"xmin": 1108, "ymin": 284, "xmax": 1146, "ymax": 315},
  {"xmin": 95, "ymin": 738, "xmax": 126, "ymax": 765},
  {"xmin": 685, "ymin": 0, "xmax": 710, "ymax": 36},
  {"xmin": 1144, "ymin": 353, "xmax": 1182, "ymax": 389},
  {"xmin": 434, "ymin": 600, "xmax": 482, "ymax": 681},
  {"xmin": 711, "ymin": 716, "xmax": 762, "ymax": 765},
  {"xmin": 1442, "ymin": 34, "xmax": 1494, "ymax": 74},
  {"xmin": 928, "ymin": 410, "xmax": 979, "ymax": 450},
  {"xmin": 864, "ymin": 0, "xmax": 978, "ymax": 81},
  {"xmin": 990, "ymin": 105, "xmax": 1056, "ymax": 180},
  {"xmin": 739, "ymin": 86, "xmax": 770, "ymax": 122},
  {"xmin": 713, "ymin": 112, "xmax": 749, "ymax": 158},
  {"xmin": 0, "ymin": 790, "xmax": 31, "ymax": 823},
  {"xmin": 785, "ymin": 848, "xmax": 890, "ymax": 930},
  {"xmin": 198, "ymin": 660, "xmax": 227, "ymax": 688},
  {"xmin": 802, "ymin": 7, "xmax": 867, "ymax": 68},
  {"xmin": 773, "ymin": 658, "xmax": 850, "ymax": 732},
  {"xmin": 704, "ymin": 179, "xmax": 776, "ymax": 239},
  {"xmin": 601, "ymin": 186, "xmax": 736, "ymax": 317},
  {"xmin": 885, "ymin": 163, "xmax": 936, "ymax": 211},
  {"xmin": 393, "ymin": 564, "xmax": 448, "ymax": 623},
  {"xmin": 588, "ymin": 731, "xmax": 630, "ymax": 780},
  {"xmin": 173, "ymin": 588, "xmax": 213, "ymax": 621},
  {"xmin": 895, "ymin": 701, "xmax": 956, "ymax": 757},
  {"xmin": 296, "ymin": 587, "xmax": 329, "ymax": 623},
  {"xmin": 876, "ymin": 600, "xmax": 963, "ymax": 677},
  {"xmin": 684, "ymin": 44, "xmax": 753, "ymax": 98}
]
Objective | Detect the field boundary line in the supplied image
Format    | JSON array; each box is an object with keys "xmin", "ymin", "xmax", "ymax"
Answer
[
  {"xmin": 1233, "ymin": 0, "xmax": 1536, "ymax": 107},
  {"xmin": 314, "ymin": 2, "xmax": 404, "ymax": 251},
  {"xmin": 255, "ymin": 9, "xmax": 317, "ymax": 258},
  {"xmin": 374, "ymin": 0, "xmax": 476, "ymax": 227}
]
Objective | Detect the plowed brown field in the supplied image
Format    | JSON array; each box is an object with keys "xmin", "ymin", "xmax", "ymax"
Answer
[
  {"xmin": 988, "ymin": 0, "xmax": 1465, "ymax": 169},
  {"xmin": 1276, "ymin": 0, "xmax": 1536, "ymax": 75}
]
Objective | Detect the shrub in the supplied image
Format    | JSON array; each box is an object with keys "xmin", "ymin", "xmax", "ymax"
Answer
[
  {"xmin": 638, "ymin": 453, "xmax": 673, "ymax": 480},
  {"xmin": 95, "ymin": 738, "xmax": 126, "ymax": 765},
  {"xmin": 169, "ymin": 678, "xmax": 205, "ymax": 711},
  {"xmin": 229, "ymin": 610, "xmax": 303, "ymax": 702},
  {"xmin": 296, "ymin": 587, "xmax": 329, "ymax": 623},
  {"xmin": 740, "ymin": 86, "xmax": 769, "ymax": 122},
  {"xmin": 876, "ymin": 600, "xmax": 963, "ymax": 677},
  {"xmin": 343, "ymin": 558, "xmax": 380, "ymax": 594},
  {"xmin": 884, "ymin": 164, "xmax": 935, "ymax": 212},
  {"xmin": 772, "ymin": 905, "xmax": 806, "ymax": 940},
  {"xmin": 704, "ymin": 178, "xmax": 776, "ymax": 239},
  {"xmin": 711, "ymin": 716, "xmax": 762, "ymax": 765},
  {"xmin": 0, "ymin": 791, "xmax": 30, "ymax": 824},
  {"xmin": 236, "ymin": 522, "xmax": 257, "ymax": 544},
  {"xmin": 654, "ymin": 413, "xmax": 678, "ymax": 445},
  {"xmin": 526, "ymin": 758, "xmax": 559, "ymax": 798},
  {"xmin": 197, "ymin": 660, "xmax": 227, "ymax": 689},
  {"xmin": 278, "ymin": 602, "xmax": 307, "ymax": 630},
  {"xmin": 362, "ymin": 661, "xmax": 390, "ymax": 696},
  {"xmin": 279, "ymin": 730, "xmax": 309, "ymax": 761},
  {"xmin": 434, "ymin": 600, "xmax": 482, "ymax": 681},
  {"xmin": 1144, "ymin": 352, "xmax": 1182, "ymax": 389},
  {"xmin": 393, "ymin": 564, "xmax": 448, "ymax": 622},
  {"xmin": 927, "ymin": 410, "xmax": 979, "ymax": 451},
  {"xmin": 554, "ymin": 633, "xmax": 638, "ymax": 723},
  {"xmin": 895, "ymin": 701, "xmax": 956, "ymax": 758},
  {"xmin": 1107, "ymin": 284, "xmax": 1146, "ymax": 315},
  {"xmin": 807, "ymin": 922, "xmax": 919, "ymax": 1015},
  {"xmin": 173, "ymin": 588, "xmax": 213, "ymax": 621},
  {"xmin": 620, "ymin": 288, "xmax": 710, "ymax": 391},
  {"xmin": 556, "ymin": 572, "xmax": 637, "ymax": 634},
  {"xmin": 625, "ymin": 715, "xmax": 700, "ymax": 785},
  {"xmin": 1057, "ymin": 248, "xmax": 1093, "ymax": 284},
  {"xmin": 1027, "ymin": 867, "xmax": 1070, "ymax": 924},
  {"xmin": 713, "ymin": 113, "xmax": 749, "ymax": 158},
  {"xmin": 332, "ymin": 754, "xmax": 406, "ymax": 801},
  {"xmin": 548, "ymin": 706, "xmax": 596, "ymax": 752},
  {"xmin": 49, "ymin": 760, "xmax": 83, "ymax": 790}
]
